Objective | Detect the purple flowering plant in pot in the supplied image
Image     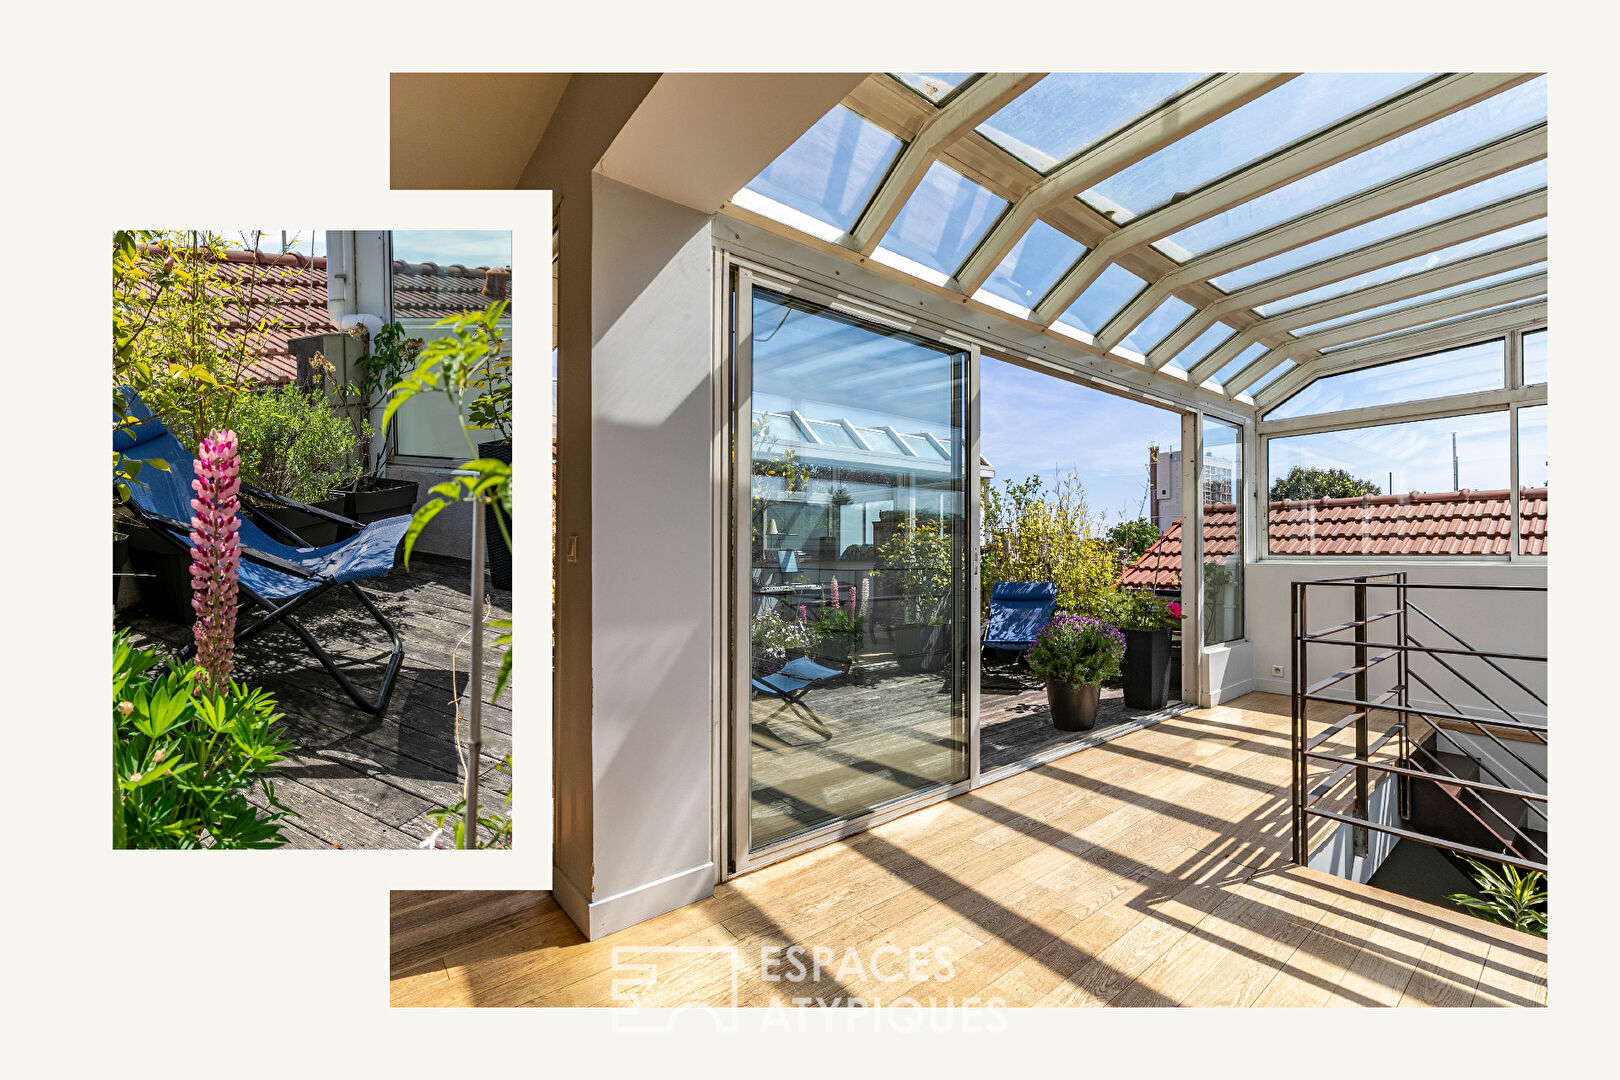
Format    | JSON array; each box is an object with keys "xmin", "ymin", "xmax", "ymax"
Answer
[{"xmin": 1025, "ymin": 614, "xmax": 1127, "ymax": 732}]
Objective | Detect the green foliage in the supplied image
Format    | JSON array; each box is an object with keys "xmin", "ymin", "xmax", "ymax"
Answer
[
  {"xmin": 751, "ymin": 610, "xmax": 812, "ymax": 660},
  {"xmin": 1269, "ymin": 465, "xmax": 1382, "ymax": 502},
  {"xmin": 113, "ymin": 631, "xmax": 295, "ymax": 849},
  {"xmin": 981, "ymin": 473, "xmax": 1120, "ymax": 619},
  {"xmin": 808, "ymin": 607, "xmax": 863, "ymax": 657},
  {"xmin": 1026, "ymin": 614, "xmax": 1127, "ymax": 687},
  {"xmin": 1107, "ymin": 589, "xmax": 1184, "ymax": 631},
  {"xmin": 424, "ymin": 756, "xmax": 513, "ymax": 849},
  {"xmin": 1105, "ymin": 517, "xmax": 1160, "ymax": 560},
  {"xmin": 383, "ymin": 300, "xmax": 513, "ymax": 707},
  {"xmin": 1449, "ymin": 857, "xmax": 1548, "ymax": 938},
  {"xmin": 232, "ymin": 382, "xmax": 368, "ymax": 503},
  {"xmin": 354, "ymin": 321, "xmax": 424, "ymax": 474},
  {"xmin": 876, "ymin": 517, "xmax": 954, "ymax": 625}
]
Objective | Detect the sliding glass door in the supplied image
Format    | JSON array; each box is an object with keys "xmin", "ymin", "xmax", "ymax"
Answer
[{"xmin": 734, "ymin": 277, "xmax": 971, "ymax": 861}]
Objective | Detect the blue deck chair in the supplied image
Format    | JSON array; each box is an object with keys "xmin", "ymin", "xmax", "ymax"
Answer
[
  {"xmin": 751, "ymin": 655, "xmax": 843, "ymax": 708},
  {"xmin": 115, "ymin": 389, "xmax": 412, "ymax": 715},
  {"xmin": 983, "ymin": 581, "xmax": 1057, "ymax": 656}
]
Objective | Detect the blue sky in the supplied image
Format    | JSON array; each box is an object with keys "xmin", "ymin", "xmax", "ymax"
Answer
[{"xmin": 981, "ymin": 357, "xmax": 1180, "ymax": 523}]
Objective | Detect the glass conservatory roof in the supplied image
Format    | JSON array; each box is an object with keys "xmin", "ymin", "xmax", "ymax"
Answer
[{"xmin": 732, "ymin": 71, "xmax": 1548, "ymax": 409}]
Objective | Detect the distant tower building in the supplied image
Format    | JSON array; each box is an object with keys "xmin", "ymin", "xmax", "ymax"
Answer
[{"xmin": 1150, "ymin": 446, "xmax": 1235, "ymax": 532}]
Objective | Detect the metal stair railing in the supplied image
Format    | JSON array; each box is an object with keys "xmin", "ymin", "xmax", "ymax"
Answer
[{"xmin": 1291, "ymin": 574, "xmax": 1547, "ymax": 876}]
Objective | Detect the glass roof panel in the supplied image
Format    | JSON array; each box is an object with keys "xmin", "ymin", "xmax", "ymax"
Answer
[
  {"xmin": 1245, "ymin": 359, "xmax": 1295, "ymax": 394},
  {"xmin": 875, "ymin": 162, "xmax": 1007, "ymax": 281},
  {"xmin": 1256, "ymin": 219, "xmax": 1547, "ymax": 317},
  {"xmin": 1320, "ymin": 296, "xmax": 1545, "ymax": 352},
  {"xmin": 1078, "ymin": 73, "xmax": 1426, "ymax": 224},
  {"xmin": 891, "ymin": 72, "xmax": 975, "ymax": 104},
  {"xmin": 976, "ymin": 73, "xmax": 1205, "ymax": 174},
  {"xmin": 1289, "ymin": 263, "xmax": 1546, "ymax": 338},
  {"xmin": 976, "ymin": 219, "xmax": 1087, "ymax": 314},
  {"xmin": 739, "ymin": 105, "xmax": 902, "ymax": 238},
  {"xmin": 1211, "ymin": 160, "xmax": 1547, "ymax": 292},
  {"xmin": 1165, "ymin": 321, "xmax": 1238, "ymax": 371},
  {"xmin": 1522, "ymin": 327, "xmax": 1547, "ymax": 385},
  {"xmin": 1266, "ymin": 339, "xmax": 1504, "ymax": 419},
  {"xmin": 1160, "ymin": 77, "xmax": 1547, "ymax": 260},
  {"xmin": 1212, "ymin": 342, "xmax": 1271, "ymax": 384},
  {"xmin": 803, "ymin": 419, "xmax": 857, "ymax": 448},
  {"xmin": 1054, "ymin": 263, "xmax": 1147, "ymax": 338},
  {"xmin": 1121, "ymin": 295, "xmax": 1196, "ymax": 355}
]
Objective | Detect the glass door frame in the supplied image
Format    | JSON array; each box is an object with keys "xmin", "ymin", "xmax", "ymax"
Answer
[{"xmin": 726, "ymin": 259, "xmax": 983, "ymax": 876}]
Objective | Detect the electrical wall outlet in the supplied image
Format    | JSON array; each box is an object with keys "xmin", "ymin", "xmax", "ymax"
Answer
[{"xmin": 1271, "ymin": 664, "xmax": 1285, "ymax": 678}]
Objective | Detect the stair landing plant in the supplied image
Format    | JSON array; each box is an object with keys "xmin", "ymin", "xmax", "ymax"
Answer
[{"xmin": 1449, "ymin": 857, "xmax": 1548, "ymax": 938}]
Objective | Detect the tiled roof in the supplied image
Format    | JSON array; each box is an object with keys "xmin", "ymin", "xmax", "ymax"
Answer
[
  {"xmin": 1119, "ymin": 488, "xmax": 1550, "ymax": 588},
  {"xmin": 391, "ymin": 261, "xmax": 513, "ymax": 320},
  {"xmin": 136, "ymin": 246, "xmax": 336, "ymax": 385}
]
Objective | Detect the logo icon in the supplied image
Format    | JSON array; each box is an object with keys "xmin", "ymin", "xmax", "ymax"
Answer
[{"xmin": 609, "ymin": 945, "xmax": 740, "ymax": 1030}]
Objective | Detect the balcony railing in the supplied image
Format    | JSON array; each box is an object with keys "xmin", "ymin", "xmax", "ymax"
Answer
[{"xmin": 1291, "ymin": 573, "xmax": 1547, "ymax": 875}]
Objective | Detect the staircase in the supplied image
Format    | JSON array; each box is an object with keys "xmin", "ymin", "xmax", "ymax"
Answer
[{"xmin": 1291, "ymin": 573, "xmax": 1547, "ymax": 878}]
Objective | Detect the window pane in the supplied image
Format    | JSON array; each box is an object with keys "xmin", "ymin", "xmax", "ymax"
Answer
[
  {"xmin": 389, "ymin": 230, "xmax": 513, "ymax": 459},
  {"xmin": 1320, "ymin": 296, "xmax": 1543, "ymax": 354},
  {"xmin": 1518, "ymin": 404, "xmax": 1547, "ymax": 554},
  {"xmin": 1080, "ymin": 73, "xmax": 1426, "ymax": 225},
  {"xmin": 1166, "ymin": 321, "xmax": 1238, "ymax": 372},
  {"xmin": 1246, "ymin": 359, "xmax": 1296, "ymax": 395},
  {"xmin": 1267, "ymin": 411, "xmax": 1511, "ymax": 555},
  {"xmin": 1257, "ymin": 220, "xmax": 1547, "ymax": 317},
  {"xmin": 739, "ymin": 105, "xmax": 902, "ymax": 239},
  {"xmin": 1202, "ymin": 416, "xmax": 1244, "ymax": 645},
  {"xmin": 1054, "ymin": 263, "xmax": 1146, "ymax": 338},
  {"xmin": 975, "ymin": 219, "xmax": 1087, "ymax": 315},
  {"xmin": 891, "ymin": 72, "xmax": 974, "ymax": 104},
  {"xmin": 875, "ymin": 162, "xmax": 1007, "ymax": 281},
  {"xmin": 747, "ymin": 289, "xmax": 969, "ymax": 850},
  {"xmin": 1161, "ymin": 77, "xmax": 1547, "ymax": 259},
  {"xmin": 1522, "ymin": 328, "xmax": 1547, "ymax": 385},
  {"xmin": 1120, "ymin": 296, "xmax": 1195, "ymax": 356},
  {"xmin": 1212, "ymin": 342, "xmax": 1270, "ymax": 385},
  {"xmin": 1267, "ymin": 340, "xmax": 1504, "ymax": 420},
  {"xmin": 977, "ymin": 73, "xmax": 1204, "ymax": 173},
  {"xmin": 1212, "ymin": 160, "xmax": 1548, "ymax": 293}
]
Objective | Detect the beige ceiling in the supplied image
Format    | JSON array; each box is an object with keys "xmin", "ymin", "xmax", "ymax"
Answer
[{"xmin": 390, "ymin": 73, "xmax": 572, "ymax": 189}]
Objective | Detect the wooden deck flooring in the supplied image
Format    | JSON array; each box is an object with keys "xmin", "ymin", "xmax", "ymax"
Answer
[
  {"xmin": 119, "ymin": 554, "xmax": 512, "ymax": 850},
  {"xmin": 390, "ymin": 692, "xmax": 1545, "ymax": 1007}
]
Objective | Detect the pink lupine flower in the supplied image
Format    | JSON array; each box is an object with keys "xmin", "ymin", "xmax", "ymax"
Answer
[
  {"xmin": 859, "ymin": 576, "xmax": 871, "ymax": 618},
  {"xmin": 830, "ymin": 577, "xmax": 841, "ymax": 610},
  {"xmin": 798, "ymin": 604, "xmax": 809, "ymax": 624},
  {"xmin": 189, "ymin": 429, "xmax": 242, "ymax": 693},
  {"xmin": 848, "ymin": 586, "xmax": 856, "ymax": 609}
]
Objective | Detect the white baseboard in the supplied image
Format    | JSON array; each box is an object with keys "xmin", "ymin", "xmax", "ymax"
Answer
[
  {"xmin": 551, "ymin": 860, "xmax": 717, "ymax": 941},
  {"xmin": 1208, "ymin": 677, "xmax": 1257, "ymax": 705}
]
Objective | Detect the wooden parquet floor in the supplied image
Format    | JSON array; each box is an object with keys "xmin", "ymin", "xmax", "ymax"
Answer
[{"xmin": 391, "ymin": 693, "xmax": 1546, "ymax": 1007}]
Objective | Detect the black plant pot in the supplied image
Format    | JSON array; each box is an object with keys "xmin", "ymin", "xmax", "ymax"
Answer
[
  {"xmin": 892, "ymin": 623, "xmax": 950, "ymax": 674},
  {"xmin": 254, "ymin": 494, "xmax": 347, "ymax": 548},
  {"xmin": 126, "ymin": 522, "xmax": 194, "ymax": 625},
  {"xmin": 342, "ymin": 476, "xmax": 420, "ymax": 526},
  {"xmin": 1122, "ymin": 626, "xmax": 1173, "ymax": 710},
  {"xmin": 1047, "ymin": 679, "xmax": 1101, "ymax": 731},
  {"xmin": 477, "ymin": 440, "xmax": 513, "ymax": 589}
]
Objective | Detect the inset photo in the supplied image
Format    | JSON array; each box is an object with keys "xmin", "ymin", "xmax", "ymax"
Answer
[{"xmin": 113, "ymin": 229, "xmax": 517, "ymax": 850}]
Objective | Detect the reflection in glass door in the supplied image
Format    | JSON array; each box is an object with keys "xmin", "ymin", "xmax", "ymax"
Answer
[{"xmin": 737, "ymin": 282, "xmax": 970, "ymax": 856}]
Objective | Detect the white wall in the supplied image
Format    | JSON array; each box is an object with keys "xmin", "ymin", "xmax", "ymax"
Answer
[
  {"xmin": 574, "ymin": 175, "xmax": 717, "ymax": 935},
  {"xmin": 1248, "ymin": 559, "xmax": 1548, "ymax": 719}
]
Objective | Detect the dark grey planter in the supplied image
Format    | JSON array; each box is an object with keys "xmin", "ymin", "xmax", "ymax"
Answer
[
  {"xmin": 477, "ymin": 440, "xmax": 513, "ymax": 589},
  {"xmin": 892, "ymin": 622, "xmax": 951, "ymax": 674},
  {"xmin": 113, "ymin": 532, "xmax": 130, "ymax": 606},
  {"xmin": 126, "ymin": 522, "xmax": 194, "ymax": 625},
  {"xmin": 255, "ymin": 494, "xmax": 346, "ymax": 548},
  {"xmin": 1122, "ymin": 626, "xmax": 1173, "ymax": 710},
  {"xmin": 1047, "ymin": 679, "xmax": 1101, "ymax": 731},
  {"xmin": 342, "ymin": 476, "xmax": 420, "ymax": 525}
]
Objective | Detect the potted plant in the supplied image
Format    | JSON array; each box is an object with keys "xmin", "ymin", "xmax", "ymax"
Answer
[
  {"xmin": 807, "ymin": 582, "xmax": 863, "ymax": 672},
  {"xmin": 1110, "ymin": 589, "xmax": 1186, "ymax": 710},
  {"xmin": 751, "ymin": 609, "xmax": 813, "ymax": 673},
  {"xmin": 877, "ymin": 519, "xmax": 953, "ymax": 674},
  {"xmin": 232, "ymin": 380, "xmax": 364, "ymax": 546},
  {"xmin": 1026, "ymin": 614, "xmax": 1127, "ymax": 731},
  {"xmin": 342, "ymin": 321, "xmax": 423, "ymax": 524}
]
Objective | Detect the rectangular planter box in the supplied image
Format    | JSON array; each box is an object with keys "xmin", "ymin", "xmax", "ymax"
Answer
[
  {"xmin": 126, "ymin": 523, "xmax": 194, "ymax": 625},
  {"xmin": 342, "ymin": 476, "xmax": 420, "ymax": 526},
  {"xmin": 253, "ymin": 494, "xmax": 347, "ymax": 548}
]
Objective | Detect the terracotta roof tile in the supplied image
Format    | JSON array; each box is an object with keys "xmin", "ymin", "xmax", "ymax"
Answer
[
  {"xmin": 391, "ymin": 261, "xmax": 513, "ymax": 320},
  {"xmin": 1119, "ymin": 488, "xmax": 1549, "ymax": 588}
]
